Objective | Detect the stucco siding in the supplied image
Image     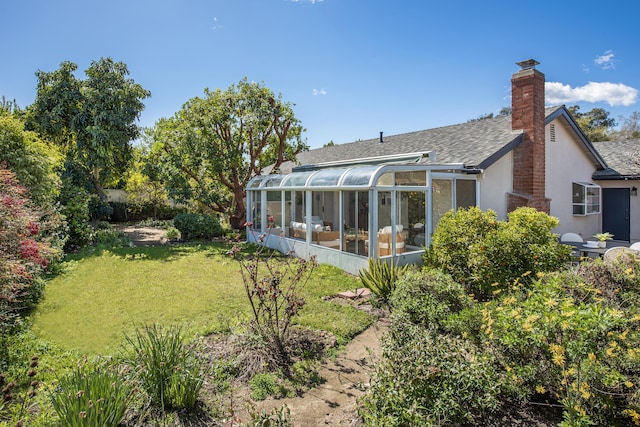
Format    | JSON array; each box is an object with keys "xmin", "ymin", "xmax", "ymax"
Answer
[
  {"xmin": 478, "ymin": 151, "xmax": 512, "ymax": 220},
  {"xmin": 546, "ymin": 120, "xmax": 600, "ymax": 239}
]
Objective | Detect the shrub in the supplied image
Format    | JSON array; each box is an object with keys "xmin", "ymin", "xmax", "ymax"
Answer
[
  {"xmin": 360, "ymin": 323, "xmax": 502, "ymax": 426},
  {"xmin": 425, "ymin": 206, "xmax": 571, "ymax": 299},
  {"xmin": 50, "ymin": 361, "xmax": 132, "ymax": 427},
  {"xmin": 245, "ymin": 402, "xmax": 291, "ymax": 426},
  {"xmin": 0, "ymin": 166, "xmax": 53, "ymax": 331},
  {"xmin": 229, "ymin": 238, "xmax": 316, "ymax": 375},
  {"xmin": 358, "ymin": 258, "xmax": 409, "ymax": 306},
  {"xmin": 59, "ymin": 179, "xmax": 92, "ymax": 250},
  {"xmin": 249, "ymin": 373, "xmax": 289, "ymax": 401},
  {"xmin": 478, "ymin": 269, "xmax": 640, "ymax": 426},
  {"xmin": 88, "ymin": 194, "xmax": 113, "ymax": 222},
  {"xmin": 120, "ymin": 324, "xmax": 206, "ymax": 409},
  {"xmin": 173, "ymin": 213, "xmax": 222, "ymax": 240},
  {"xmin": 389, "ymin": 269, "xmax": 475, "ymax": 330}
]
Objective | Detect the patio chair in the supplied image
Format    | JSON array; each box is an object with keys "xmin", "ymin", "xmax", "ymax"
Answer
[
  {"xmin": 603, "ymin": 247, "xmax": 638, "ymax": 263},
  {"xmin": 560, "ymin": 232, "xmax": 583, "ymax": 263}
]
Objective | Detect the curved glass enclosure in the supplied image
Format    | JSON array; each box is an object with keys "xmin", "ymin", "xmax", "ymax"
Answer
[{"xmin": 247, "ymin": 164, "xmax": 476, "ymax": 269}]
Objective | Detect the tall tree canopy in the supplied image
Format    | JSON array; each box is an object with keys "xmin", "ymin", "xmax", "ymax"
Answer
[
  {"xmin": 567, "ymin": 105, "xmax": 616, "ymax": 142},
  {"xmin": 152, "ymin": 78, "xmax": 307, "ymax": 228},
  {"xmin": 29, "ymin": 58, "xmax": 150, "ymax": 199}
]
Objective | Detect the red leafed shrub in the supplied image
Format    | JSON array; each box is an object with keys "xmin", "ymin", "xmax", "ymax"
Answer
[{"xmin": 0, "ymin": 165, "xmax": 52, "ymax": 331}]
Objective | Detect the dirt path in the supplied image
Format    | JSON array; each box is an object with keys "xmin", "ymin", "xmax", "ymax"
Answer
[{"xmin": 253, "ymin": 319, "xmax": 388, "ymax": 426}]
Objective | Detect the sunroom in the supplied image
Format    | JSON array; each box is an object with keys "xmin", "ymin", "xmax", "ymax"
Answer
[{"xmin": 246, "ymin": 163, "xmax": 478, "ymax": 274}]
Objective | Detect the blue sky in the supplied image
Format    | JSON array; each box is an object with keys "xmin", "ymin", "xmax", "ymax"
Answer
[{"xmin": 2, "ymin": 0, "xmax": 639, "ymax": 149}]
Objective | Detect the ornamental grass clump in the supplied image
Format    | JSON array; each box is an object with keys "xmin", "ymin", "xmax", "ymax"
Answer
[
  {"xmin": 50, "ymin": 360, "xmax": 132, "ymax": 427},
  {"xmin": 120, "ymin": 324, "xmax": 205, "ymax": 410}
]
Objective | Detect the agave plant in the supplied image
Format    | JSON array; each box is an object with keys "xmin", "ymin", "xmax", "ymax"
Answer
[{"xmin": 358, "ymin": 258, "xmax": 409, "ymax": 306}]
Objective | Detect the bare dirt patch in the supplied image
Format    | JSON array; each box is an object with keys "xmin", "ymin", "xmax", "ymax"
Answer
[{"xmin": 116, "ymin": 224, "xmax": 168, "ymax": 246}]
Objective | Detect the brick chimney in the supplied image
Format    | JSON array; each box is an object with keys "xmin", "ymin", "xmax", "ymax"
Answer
[{"xmin": 507, "ymin": 59, "xmax": 551, "ymax": 213}]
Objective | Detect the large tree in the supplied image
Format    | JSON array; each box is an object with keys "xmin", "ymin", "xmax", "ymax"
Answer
[
  {"xmin": 567, "ymin": 105, "xmax": 616, "ymax": 142},
  {"xmin": 29, "ymin": 58, "xmax": 150, "ymax": 199},
  {"xmin": 152, "ymin": 78, "xmax": 307, "ymax": 228}
]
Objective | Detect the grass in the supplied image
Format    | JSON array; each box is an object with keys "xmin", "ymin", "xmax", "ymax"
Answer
[{"xmin": 30, "ymin": 243, "xmax": 372, "ymax": 355}]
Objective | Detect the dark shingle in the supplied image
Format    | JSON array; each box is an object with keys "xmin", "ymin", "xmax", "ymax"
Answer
[
  {"xmin": 592, "ymin": 139, "xmax": 640, "ymax": 179},
  {"xmin": 272, "ymin": 107, "xmax": 566, "ymax": 174}
]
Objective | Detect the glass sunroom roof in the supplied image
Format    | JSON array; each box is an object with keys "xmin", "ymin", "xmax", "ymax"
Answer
[{"xmin": 247, "ymin": 163, "xmax": 461, "ymax": 190}]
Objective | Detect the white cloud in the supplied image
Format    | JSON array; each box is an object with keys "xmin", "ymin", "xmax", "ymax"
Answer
[
  {"xmin": 546, "ymin": 81, "xmax": 638, "ymax": 107},
  {"xmin": 594, "ymin": 50, "xmax": 616, "ymax": 70},
  {"xmin": 211, "ymin": 17, "xmax": 223, "ymax": 30},
  {"xmin": 290, "ymin": 0, "xmax": 324, "ymax": 3},
  {"xmin": 312, "ymin": 88, "xmax": 327, "ymax": 96}
]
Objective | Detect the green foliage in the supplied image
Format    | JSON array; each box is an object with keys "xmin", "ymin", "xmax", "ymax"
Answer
[
  {"xmin": 164, "ymin": 226, "xmax": 180, "ymax": 240},
  {"xmin": 568, "ymin": 105, "xmax": 616, "ymax": 142},
  {"xmin": 173, "ymin": 213, "xmax": 222, "ymax": 240},
  {"xmin": 88, "ymin": 194, "xmax": 113, "ymax": 222},
  {"xmin": 365, "ymin": 254, "xmax": 640, "ymax": 426},
  {"xmin": 245, "ymin": 402, "xmax": 291, "ymax": 426},
  {"xmin": 50, "ymin": 361, "xmax": 132, "ymax": 427},
  {"xmin": 30, "ymin": 58, "xmax": 150, "ymax": 197},
  {"xmin": 389, "ymin": 269, "xmax": 475, "ymax": 329},
  {"xmin": 479, "ymin": 269, "xmax": 640, "ymax": 426},
  {"xmin": 150, "ymin": 77, "xmax": 308, "ymax": 228},
  {"xmin": 90, "ymin": 228, "xmax": 130, "ymax": 248},
  {"xmin": 358, "ymin": 258, "xmax": 409, "ymax": 306},
  {"xmin": 58, "ymin": 179, "xmax": 92, "ymax": 250},
  {"xmin": 249, "ymin": 373, "xmax": 289, "ymax": 401},
  {"xmin": 361, "ymin": 323, "xmax": 502, "ymax": 426},
  {"xmin": 0, "ymin": 112, "xmax": 62, "ymax": 206},
  {"xmin": 120, "ymin": 324, "xmax": 206, "ymax": 410},
  {"xmin": 425, "ymin": 206, "xmax": 571, "ymax": 299}
]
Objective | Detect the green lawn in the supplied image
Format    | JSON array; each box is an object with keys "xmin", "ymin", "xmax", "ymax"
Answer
[{"xmin": 31, "ymin": 243, "xmax": 372, "ymax": 355}]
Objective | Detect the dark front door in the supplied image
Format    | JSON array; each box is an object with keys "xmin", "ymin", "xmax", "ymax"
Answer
[{"xmin": 602, "ymin": 188, "xmax": 630, "ymax": 241}]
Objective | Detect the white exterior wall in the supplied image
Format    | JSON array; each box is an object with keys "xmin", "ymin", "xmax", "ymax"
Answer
[
  {"xmin": 478, "ymin": 152, "xmax": 512, "ymax": 220},
  {"xmin": 545, "ymin": 120, "xmax": 601, "ymax": 239}
]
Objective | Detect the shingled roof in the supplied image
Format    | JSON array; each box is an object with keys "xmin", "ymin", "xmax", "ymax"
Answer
[
  {"xmin": 592, "ymin": 139, "xmax": 640, "ymax": 180},
  {"xmin": 271, "ymin": 106, "xmax": 568, "ymax": 175}
]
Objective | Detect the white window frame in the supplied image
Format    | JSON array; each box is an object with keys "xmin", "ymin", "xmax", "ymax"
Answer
[{"xmin": 572, "ymin": 182, "xmax": 601, "ymax": 216}]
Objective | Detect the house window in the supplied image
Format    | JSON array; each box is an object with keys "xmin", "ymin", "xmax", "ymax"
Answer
[{"xmin": 572, "ymin": 182, "xmax": 601, "ymax": 215}]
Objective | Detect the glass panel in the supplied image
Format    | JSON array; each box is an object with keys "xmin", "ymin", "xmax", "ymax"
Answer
[
  {"xmin": 342, "ymin": 191, "xmax": 369, "ymax": 256},
  {"xmin": 248, "ymin": 175, "xmax": 266, "ymax": 188},
  {"xmin": 587, "ymin": 186, "xmax": 600, "ymax": 214},
  {"xmin": 265, "ymin": 191, "xmax": 282, "ymax": 233},
  {"xmin": 284, "ymin": 191, "xmax": 293, "ymax": 237},
  {"xmin": 281, "ymin": 171, "xmax": 315, "ymax": 187},
  {"xmin": 399, "ymin": 191, "xmax": 426, "ymax": 249},
  {"xmin": 290, "ymin": 191, "xmax": 306, "ymax": 241},
  {"xmin": 396, "ymin": 171, "xmax": 427, "ymax": 186},
  {"xmin": 432, "ymin": 179, "xmax": 453, "ymax": 232},
  {"xmin": 377, "ymin": 191, "xmax": 393, "ymax": 257},
  {"xmin": 308, "ymin": 168, "xmax": 348, "ymax": 187},
  {"xmin": 263, "ymin": 175, "xmax": 285, "ymax": 188},
  {"xmin": 250, "ymin": 191, "xmax": 262, "ymax": 230},
  {"xmin": 456, "ymin": 180, "xmax": 476, "ymax": 208},
  {"xmin": 308, "ymin": 192, "xmax": 340, "ymax": 249},
  {"xmin": 341, "ymin": 166, "xmax": 378, "ymax": 186},
  {"xmin": 377, "ymin": 172, "xmax": 393, "ymax": 186}
]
